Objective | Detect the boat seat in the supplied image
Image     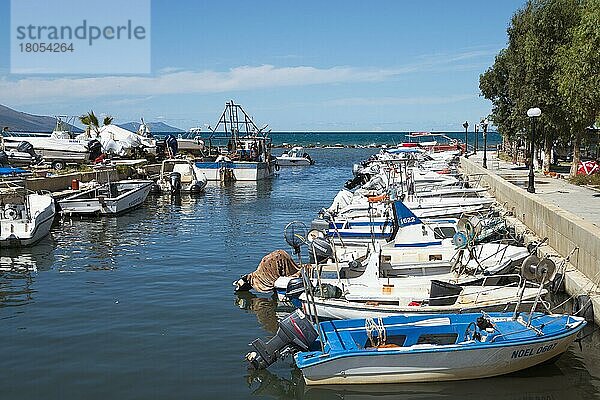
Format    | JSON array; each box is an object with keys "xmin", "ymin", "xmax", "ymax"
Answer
[{"xmin": 180, "ymin": 175, "xmax": 193, "ymax": 183}]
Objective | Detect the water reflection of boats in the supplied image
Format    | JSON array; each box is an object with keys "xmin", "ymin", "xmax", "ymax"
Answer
[
  {"xmin": 0, "ymin": 237, "xmax": 55, "ymax": 272},
  {"xmin": 0, "ymin": 271, "xmax": 35, "ymax": 307},
  {"xmin": 235, "ymin": 292, "xmax": 289, "ymax": 334},
  {"xmin": 246, "ymin": 350, "xmax": 598, "ymax": 400}
]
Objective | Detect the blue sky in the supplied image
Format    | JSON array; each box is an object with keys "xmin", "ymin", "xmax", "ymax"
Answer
[{"xmin": 0, "ymin": 0, "xmax": 525, "ymax": 131}]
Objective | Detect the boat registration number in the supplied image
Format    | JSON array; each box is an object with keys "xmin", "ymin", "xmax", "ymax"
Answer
[{"xmin": 511, "ymin": 342, "xmax": 557, "ymax": 359}]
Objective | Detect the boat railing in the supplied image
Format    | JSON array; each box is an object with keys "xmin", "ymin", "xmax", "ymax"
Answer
[{"xmin": 470, "ymin": 274, "xmax": 523, "ymax": 305}]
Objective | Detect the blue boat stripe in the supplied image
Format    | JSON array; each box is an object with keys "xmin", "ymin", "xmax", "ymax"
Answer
[
  {"xmin": 394, "ymin": 241, "xmax": 442, "ymax": 247},
  {"xmin": 327, "ymin": 232, "xmax": 390, "ymax": 238}
]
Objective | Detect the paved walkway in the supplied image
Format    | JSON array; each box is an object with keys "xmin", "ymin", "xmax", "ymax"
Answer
[{"xmin": 466, "ymin": 152, "xmax": 600, "ymax": 228}]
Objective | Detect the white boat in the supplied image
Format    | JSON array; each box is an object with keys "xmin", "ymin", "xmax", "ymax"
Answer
[
  {"xmin": 2, "ymin": 136, "xmax": 92, "ymax": 170},
  {"xmin": 194, "ymin": 101, "xmax": 275, "ymax": 181},
  {"xmin": 154, "ymin": 158, "xmax": 207, "ymax": 194},
  {"xmin": 247, "ymin": 310, "xmax": 586, "ymax": 385},
  {"xmin": 276, "ymin": 147, "xmax": 314, "ymax": 166},
  {"xmin": 1, "ymin": 118, "xmax": 99, "ymax": 170},
  {"xmin": 0, "ymin": 181, "xmax": 55, "ymax": 247},
  {"xmin": 59, "ymin": 179, "xmax": 153, "ymax": 216},
  {"xmin": 326, "ymin": 189, "xmax": 493, "ymax": 219},
  {"xmin": 176, "ymin": 128, "xmax": 206, "ymax": 154}
]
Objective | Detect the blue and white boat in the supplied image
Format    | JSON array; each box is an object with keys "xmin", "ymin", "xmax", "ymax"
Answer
[
  {"xmin": 247, "ymin": 310, "xmax": 586, "ymax": 385},
  {"xmin": 194, "ymin": 101, "xmax": 275, "ymax": 181}
]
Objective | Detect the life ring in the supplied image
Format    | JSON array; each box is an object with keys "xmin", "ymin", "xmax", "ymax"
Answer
[
  {"xmin": 367, "ymin": 194, "xmax": 388, "ymax": 203},
  {"xmin": 3, "ymin": 207, "xmax": 18, "ymax": 220}
]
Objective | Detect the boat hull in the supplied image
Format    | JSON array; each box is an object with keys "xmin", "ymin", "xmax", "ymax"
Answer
[
  {"xmin": 276, "ymin": 157, "xmax": 312, "ymax": 166},
  {"xmin": 59, "ymin": 180, "xmax": 152, "ymax": 216},
  {"xmin": 194, "ymin": 161, "xmax": 274, "ymax": 181},
  {"xmin": 300, "ymin": 334, "xmax": 576, "ymax": 385},
  {"xmin": 297, "ymin": 314, "xmax": 585, "ymax": 385},
  {"xmin": 0, "ymin": 194, "xmax": 55, "ymax": 248}
]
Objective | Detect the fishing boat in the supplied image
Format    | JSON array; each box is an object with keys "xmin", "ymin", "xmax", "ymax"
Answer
[
  {"xmin": 246, "ymin": 310, "xmax": 585, "ymax": 385},
  {"xmin": 276, "ymin": 147, "xmax": 315, "ymax": 166},
  {"xmin": 59, "ymin": 179, "xmax": 153, "ymax": 216},
  {"xmin": 152, "ymin": 158, "xmax": 207, "ymax": 194},
  {"xmin": 0, "ymin": 181, "xmax": 55, "ymax": 247},
  {"xmin": 194, "ymin": 101, "xmax": 275, "ymax": 181}
]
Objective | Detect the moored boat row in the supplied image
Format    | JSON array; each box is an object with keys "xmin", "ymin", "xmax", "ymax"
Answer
[{"xmin": 239, "ymin": 143, "xmax": 589, "ymax": 386}]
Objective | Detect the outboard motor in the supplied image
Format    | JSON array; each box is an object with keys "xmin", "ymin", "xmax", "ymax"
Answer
[
  {"xmin": 189, "ymin": 182, "xmax": 204, "ymax": 194},
  {"xmin": 165, "ymin": 134, "xmax": 178, "ymax": 157},
  {"xmin": 246, "ymin": 310, "xmax": 318, "ymax": 370},
  {"xmin": 87, "ymin": 139, "xmax": 103, "ymax": 161},
  {"xmin": 155, "ymin": 139, "xmax": 167, "ymax": 160},
  {"xmin": 16, "ymin": 141, "xmax": 34, "ymax": 155},
  {"xmin": 0, "ymin": 151, "xmax": 8, "ymax": 166},
  {"xmin": 169, "ymin": 172, "xmax": 182, "ymax": 194},
  {"xmin": 285, "ymin": 277, "xmax": 305, "ymax": 299},
  {"xmin": 16, "ymin": 141, "xmax": 42, "ymax": 164},
  {"xmin": 344, "ymin": 173, "xmax": 365, "ymax": 190},
  {"xmin": 309, "ymin": 237, "xmax": 333, "ymax": 264}
]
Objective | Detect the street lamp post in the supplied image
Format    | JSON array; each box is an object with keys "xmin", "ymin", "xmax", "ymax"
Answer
[
  {"xmin": 474, "ymin": 124, "xmax": 479, "ymax": 154},
  {"xmin": 462, "ymin": 121, "xmax": 469, "ymax": 156},
  {"xmin": 526, "ymin": 107, "xmax": 542, "ymax": 193},
  {"xmin": 481, "ymin": 119, "xmax": 489, "ymax": 169}
]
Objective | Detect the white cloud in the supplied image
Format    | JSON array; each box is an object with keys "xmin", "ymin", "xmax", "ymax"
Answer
[
  {"xmin": 0, "ymin": 47, "xmax": 498, "ymax": 106},
  {"xmin": 0, "ymin": 65, "xmax": 409, "ymax": 105}
]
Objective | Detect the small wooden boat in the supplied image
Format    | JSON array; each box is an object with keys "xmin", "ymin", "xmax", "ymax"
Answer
[
  {"xmin": 246, "ymin": 310, "xmax": 586, "ymax": 385},
  {"xmin": 59, "ymin": 179, "xmax": 152, "ymax": 216}
]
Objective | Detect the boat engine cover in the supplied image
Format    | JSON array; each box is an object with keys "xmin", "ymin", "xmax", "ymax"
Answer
[
  {"xmin": 286, "ymin": 277, "xmax": 305, "ymax": 299},
  {"xmin": 87, "ymin": 139, "xmax": 103, "ymax": 160},
  {"xmin": 16, "ymin": 141, "xmax": 35, "ymax": 155},
  {"xmin": 169, "ymin": 172, "xmax": 182, "ymax": 193},
  {"xmin": 165, "ymin": 134, "xmax": 178, "ymax": 156},
  {"xmin": 246, "ymin": 310, "xmax": 318, "ymax": 370},
  {"xmin": 309, "ymin": 237, "xmax": 333, "ymax": 263}
]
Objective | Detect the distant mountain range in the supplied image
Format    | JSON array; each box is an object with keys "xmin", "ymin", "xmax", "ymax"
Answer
[
  {"xmin": 0, "ymin": 104, "xmax": 183, "ymax": 134},
  {"xmin": 0, "ymin": 104, "xmax": 82, "ymax": 133},
  {"xmin": 118, "ymin": 121, "xmax": 184, "ymax": 133}
]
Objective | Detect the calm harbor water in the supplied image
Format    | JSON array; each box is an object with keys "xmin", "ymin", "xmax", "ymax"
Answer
[{"xmin": 1, "ymin": 147, "xmax": 599, "ymax": 399}]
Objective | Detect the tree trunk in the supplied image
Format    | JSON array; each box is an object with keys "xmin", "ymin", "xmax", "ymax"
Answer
[
  {"xmin": 543, "ymin": 134, "xmax": 552, "ymax": 173},
  {"xmin": 570, "ymin": 130, "xmax": 581, "ymax": 176}
]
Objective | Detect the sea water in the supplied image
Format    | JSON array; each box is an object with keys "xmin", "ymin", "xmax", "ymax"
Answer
[{"xmin": 0, "ymin": 146, "xmax": 598, "ymax": 400}]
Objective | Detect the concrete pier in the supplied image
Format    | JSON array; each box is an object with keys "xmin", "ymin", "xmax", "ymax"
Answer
[
  {"xmin": 25, "ymin": 169, "xmax": 120, "ymax": 193},
  {"xmin": 461, "ymin": 153, "xmax": 600, "ymax": 324}
]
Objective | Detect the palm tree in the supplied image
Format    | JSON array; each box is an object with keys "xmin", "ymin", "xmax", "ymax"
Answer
[{"xmin": 79, "ymin": 111, "xmax": 114, "ymax": 137}]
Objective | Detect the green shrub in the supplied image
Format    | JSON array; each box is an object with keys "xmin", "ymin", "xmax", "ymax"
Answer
[{"xmin": 569, "ymin": 173, "xmax": 600, "ymax": 186}]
